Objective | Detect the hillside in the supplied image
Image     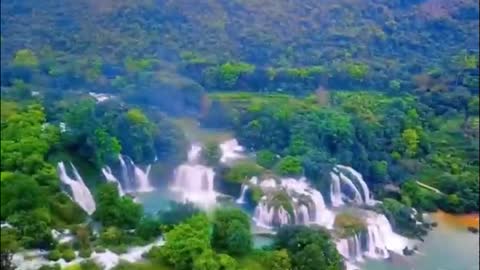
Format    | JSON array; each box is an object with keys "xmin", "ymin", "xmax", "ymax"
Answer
[{"xmin": 1, "ymin": 0, "xmax": 478, "ymax": 95}]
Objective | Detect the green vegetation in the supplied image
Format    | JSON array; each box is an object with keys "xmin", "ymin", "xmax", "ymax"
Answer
[
  {"xmin": 201, "ymin": 141, "xmax": 221, "ymax": 167},
  {"xmin": 207, "ymin": 91, "xmax": 479, "ymax": 214},
  {"xmin": 212, "ymin": 208, "xmax": 252, "ymax": 256},
  {"xmin": 224, "ymin": 161, "xmax": 265, "ymax": 183},
  {"xmin": 273, "ymin": 226, "xmax": 343, "ymax": 270},
  {"xmin": 94, "ymin": 183, "xmax": 143, "ymax": 229},
  {"xmin": 333, "ymin": 213, "xmax": 366, "ymax": 238}
]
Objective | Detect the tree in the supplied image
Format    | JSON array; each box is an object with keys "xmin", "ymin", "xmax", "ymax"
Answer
[
  {"xmin": 193, "ymin": 249, "xmax": 220, "ymax": 270},
  {"xmin": 212, "ymin": 208, "xmax": 252, "ymax": 256},
  {"xmin": 201, "ymin": 141, "xmax": 221, "ymax": 166},
  {"xmin": 273, "ymin": 226, "xmax": 342, "ymax": 270},
  {"xmin": 94, "ymin": 183, "xmax": 143, "ymax": 229},
  {"xmin": 256, "ymin": 150, "xmax": 278, "ymax": 169},
  {"xmin": 91, "ymin": 128, "xmax": 121, "ymax": 166},
  {"xmin": 1, "ymin": 228, "xmax": 19, "ymax": 270},
  {"xmin": 275, "ymin": 156, "xmax": 303, "ymax": 176},
  {"xmin": 13, "ymin": 49, "xmax": 39, "ymax": 68},
  {"xmin": 136, "ymin": 216, "xmax": 162, "ymax": 241},
  {"xmin": 155, "ymin": 214, "xmax": 211, "ymax": 270},
  {"xmin": 224, "ymin": 161, "xmax": 264, "ymax": 183},
  {"xmin": 263, "ymin": 250, "xmax": 292, "ymax": 270},
  {"xmin": 401, "ymin": 129, "xmax": 419, "ymax": 157},
  {"xmin": 1, "ymin": 174, "xmax": 44, "ymax": 219}
]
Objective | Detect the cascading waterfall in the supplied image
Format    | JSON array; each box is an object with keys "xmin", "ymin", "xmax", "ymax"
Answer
[
  {"xmin": 101, "ymin": 166, "xmax": 124, "ymax": 196},
  {"xmin": 57, "ymin": 162, "xmax": 96, "ymax": 215},
  {"xmin": 337, "ymin": 165, "xmax": 374, "ymax": 206},
  {"xmin": 236, "ymin": 184, "xmax": 249, "ymax": 204},
  {"xmin": 334, "ymin": 212, "xmax": 410, "ymax": 266},
  {"xmin": 253, "ymin": 177, "xmax": 335, "ymax": 229},
  {"xmin": 330, "ymin": 165, "xmax": 376, "ymax": 206},
  {"xmin": 366, "ymin": 213, "xmax": 409, "ymax": 256},
  {"xmin": 295, "ymin": 204, "xmax": 310, "ymax": 224},
  {"xmin": 253, "ymin": 198, "xmax": 290, "ymax": 229},
  {"xmin": 330, "ymin": 172, "xmax": 344, "ymax": 207},
  {"xmin": 117, "ymin": 155, "xmax": 153, "ymax": 192},
  {"xmin": 338, "ymin": 172, "xmax": 364, "ymax": 205},
  {"xmin": 170, "ymin": 144, "xmax": 217, "ymax": 208},
  {"xmin": 281, "ymin": 178, "xmax": 335, "ymax": 229},
  {"xmin": 219, "ymin": 139, "xmax": 245, "ymax": 163}
]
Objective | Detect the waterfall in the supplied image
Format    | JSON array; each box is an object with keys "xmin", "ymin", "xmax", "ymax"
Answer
[
  {"xmin": 253, "ymin": 198, "xmax": 291, "ymax": 229},
  {"xmin": 170, "ymin": 144, "xmax": 217, "ymax": 208},
  {"xmin": 219, "ymin": 139, "xmax": 245, "ymax": 163},
  {"xmin": 57, "ymin": 162, "xmax": 96, "ymax": 215},
  {"xmin": 335, "ymin": 233, "xmax": 364, "ymax": 263},
  {"xmin": 280, "ymin": 178, "xmax": 335, "ymax": 229},
  {"xmin": 187, "ymin": 144, "xmax": 202, "ymax": 163},
  {"xmin": 338, "ymin": 172, "xmax": 364, "ymax": 205},
  {"xmin": 118, "ymin": 155, "xmax": 153, "ymax": 193},
  {"xmin": 236, "ymin": 184, "xmax": 249, "ymax": 204},
  {"xmin": 337, "ymin": 165, "xmax": 374, "ymax": 206},
  {"xmin": 101, "ymin": 166, "xmax": 124, "ymax": 196},
  {"xmin": 365, "ymin": 213, "xmax": 409, "ymax": 256},
  {"xmin": 259, "ymin": 178, "xmax": 277, "ymax": 190},
  {"xmin": 118, "ymin": 155, "xmax": 130, "ymax": 189},
  {"xmin": 134, "ymin": 165, "xmax": 153, "ymax": 192},
  {"xmin": 309, "ymin": 189, "xmax": 335, "ymax": 229},
  {"xmin": 295, "ymin": 204, "xmax": 310, "ymax": 224},
  {"xmin": 330, "ymin": 172, "xmax": 344, "ymax": 207}
]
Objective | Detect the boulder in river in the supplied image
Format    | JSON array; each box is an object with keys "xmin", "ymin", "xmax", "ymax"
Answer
[
  {"xmin": 467, "ymin": 227, "xmax": 478, "ymax": 234},
  {"xmin": 402, "ymin": 246, "xmax": 415, "ymax": 256}
]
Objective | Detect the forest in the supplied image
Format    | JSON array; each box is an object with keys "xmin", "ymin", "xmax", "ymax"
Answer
[{"xmin": 1, "ymin": 0, "xmax": 479, "ymax": 270}]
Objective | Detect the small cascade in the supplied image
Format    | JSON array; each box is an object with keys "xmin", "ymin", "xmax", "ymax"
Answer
[
  {"xmin": 170, "ymin": 144, "xmax": 217, "ymax": 208},
  {"xmin": 236, "ymin": 184, "xmax": 249, "ymax": 204},
  {"xmin": 295, "ymin": 204, "xmax": 310, "ymax": 224},
  {"xmin": 280, "ymin": 178, "xmax": 335, "ymax": 229},
  {"xmin": 101, "ymin": 166, "xmax": 124, "ymax": 196},
  {"xmin": 253, "ymin": 177, "xmax": 335, "ymax": 229},
  {"xmin": 253, "ymin": 198, "xmax": 290, "ymax": 229},
  {"xmin": 338, "ymin": 172, "xmax": 364, "ymax": 205},
  {"xmin": 134, "ymin": 165, "xmax": 153, "ymax": 192},
  {"xmin": 330, "ymin": 165, "xmax": 376, "ymax": 206},
  {"xmin": 365, "ymin": 213, "xmax": 409, "ymax": 256},
  {"xmin": 253, "ymin": 199, "xmax": 275, "ymax": 229},
  {"xmin": 330, "ymin": 172, "xmax": 344, "ymax": 207},
  {"xmin": 187, "ymin": 144, "xmax": 202, "ymax": 163},
  {"xmin": 219, "ymin": 139, "xmax": 245, "ymax": 163},
  {"xmin": 57, "ymin": 162, "xmax": 96, "ymax": 215},
  {"xmin": 337, "ymin": 165, "xmax": 374, "ymax": 205},
  {"xmin": 117, "ymin": 155, "xmax": 153, "ymax": 193},
  {"xmin": 335, "ymin": 233, "xmax": 364, "ymax": 263}
]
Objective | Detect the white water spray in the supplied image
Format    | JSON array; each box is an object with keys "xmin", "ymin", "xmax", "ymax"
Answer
[
  {"xmin": 102, "ymin": 166, "xmax": 124, "ymax": 196},
  {"xmin": 57, "ymin": 162, "xmax": 96, "ymax": 215},
  {"xmin": 171, "ymin": 144, "xmax": 217, "ymax": 208},
  {"xmin": 236, "ymin": 184, "xmax": 249, "ymax": 204}
]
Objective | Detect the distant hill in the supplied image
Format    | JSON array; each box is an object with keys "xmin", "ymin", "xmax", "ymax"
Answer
[{"xmin": 1, "ymin": 0, "xmax": 478, "ymax": 99}]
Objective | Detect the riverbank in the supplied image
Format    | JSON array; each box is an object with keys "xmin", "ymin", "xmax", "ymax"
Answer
[{"xmin": 432, "ymin": 211, "xmax": 479, "ymax": 230}]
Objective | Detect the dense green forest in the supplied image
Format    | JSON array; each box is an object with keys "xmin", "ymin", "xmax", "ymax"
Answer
[{"xmin": 1, "ymin": 0, "xmax": 479, "ymax": 269}]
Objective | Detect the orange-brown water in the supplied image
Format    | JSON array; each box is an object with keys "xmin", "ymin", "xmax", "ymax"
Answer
[{"xmin": 432, "ymin": 211, "xmax": 479, "ymax": 229}]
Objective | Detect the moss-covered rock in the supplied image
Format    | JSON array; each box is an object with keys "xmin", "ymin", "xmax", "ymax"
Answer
[
  {"xmin": 270, "ymin": 190, "xmax": 294, "ymax": 220},
  {"xmin": 334, "ymin": 213, "xmax": 366, "ymax": 238}
]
